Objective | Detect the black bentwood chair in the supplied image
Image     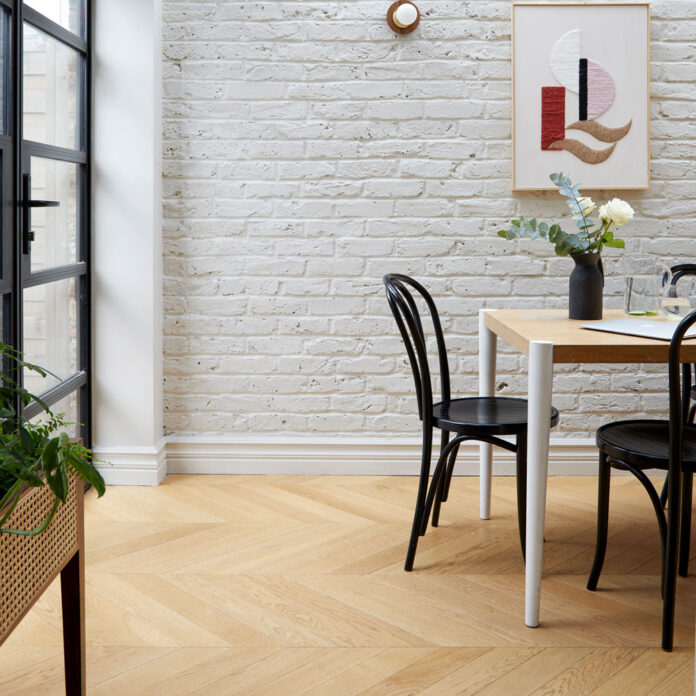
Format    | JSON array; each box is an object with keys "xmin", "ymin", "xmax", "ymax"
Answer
[
  {"xmin": 670, "ymin": 263, "xmax": 696, "ymax": 425},
  {"xmin": 658, "ymin": 264, "xmax": 696, "ymax": 509},
  {"xmin": 587, "ymin": 309, "xmax": 696, "ymax": 651},
  {"xmin": 383, "ymin": 274, "xmax": 559, "ymax": 572}
]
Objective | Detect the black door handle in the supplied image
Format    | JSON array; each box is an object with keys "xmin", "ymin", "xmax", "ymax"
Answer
[
  {"xmin": 22, "ymin": 199, "xmax": 60, "ymax": 207},
  {"xmin": 21, "ymin": 173, "xmax": 61, "ymax": 254}
]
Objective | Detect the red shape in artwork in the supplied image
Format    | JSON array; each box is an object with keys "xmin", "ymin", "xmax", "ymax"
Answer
[{"xmin": 541, "ymin": 86, "xmax": 565, "ymax": 150}]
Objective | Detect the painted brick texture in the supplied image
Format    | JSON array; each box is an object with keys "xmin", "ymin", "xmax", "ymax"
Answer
[{"xmin": 162, "ymin": 1, "xmax": 695, "ymax": 438}]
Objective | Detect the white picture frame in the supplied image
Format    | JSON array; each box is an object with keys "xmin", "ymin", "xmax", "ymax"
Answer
[{"xmin": 512, "ymin": 2, "xmax": 650, "ymax": 191}]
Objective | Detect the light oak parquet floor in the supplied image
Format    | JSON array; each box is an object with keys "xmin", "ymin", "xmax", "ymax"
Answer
[{"xmin": 0, "ymin": 474, "xmax": 694, "ymax": 694}]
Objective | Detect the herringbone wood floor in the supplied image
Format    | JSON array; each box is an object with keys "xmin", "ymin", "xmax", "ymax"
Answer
[{"xmin": 1, "ymin": 474, "xmax": 694, "ymax": 694}]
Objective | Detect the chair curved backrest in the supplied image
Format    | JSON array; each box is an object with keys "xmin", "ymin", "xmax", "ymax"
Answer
[
  {"xmin": 669, "ymin": 264, "xmax": 696, "ymax": 414},
  {"xmin": 668, "ymin": 309, "xmax": 696, "ymax": 476},
  {"xmin": 671, "ymin": 263, "xmax": 696, "ymax": 285},
  {"xmin": 383, "ymin": 274, "xmax": 451, "ymax": 424}
]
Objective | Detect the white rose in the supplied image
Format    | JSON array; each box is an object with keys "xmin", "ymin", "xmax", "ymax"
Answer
[
  {"xmin": 576, "ymin": 196, "xmax": 595, "ymax": 216},
  {"xmin": 599, "ymin": 198, "xmax": 634, "ymax": 226}
]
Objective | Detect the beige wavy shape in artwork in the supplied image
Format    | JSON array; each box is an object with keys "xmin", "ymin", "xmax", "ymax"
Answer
[
  {"xmin": 547, "ymin": 139, "xmax": 616, "ymax": 164},
  {"xmin": 566, "ymin": 119, "xmax": 632, "ymax": 143}
]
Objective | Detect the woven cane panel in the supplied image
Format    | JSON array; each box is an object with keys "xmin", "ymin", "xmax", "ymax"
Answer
[{"xmin": 0, "ymin": 478, "xmax": 78, "ymax": 643}]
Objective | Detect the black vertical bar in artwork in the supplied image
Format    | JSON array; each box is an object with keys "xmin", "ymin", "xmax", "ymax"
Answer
[{"xmin": 579, "ymin": 58, "xmax": 588, "ymax": 121}]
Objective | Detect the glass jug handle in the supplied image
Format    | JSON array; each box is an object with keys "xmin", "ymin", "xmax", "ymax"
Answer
[{"xmin": 658, "ymin": 263, "xmax": 673, "ymax": 295}]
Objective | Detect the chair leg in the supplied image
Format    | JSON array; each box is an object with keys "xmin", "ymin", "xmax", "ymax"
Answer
[
  {"xmin": 405, "ymin": 426, "xmax": 433, "ymax": 572},
  {"xmin": 432, "ymin": 430, "xmax": 449, "ymax": 528},
  {"xmin": 587, "ymin": 452, "xmax": 611, "ymax": 591},
  {"xmin": 659, "ymin": 475, "xmax": 668, "ymax": 509},
  {"xmin": 678, "ymin": 471, "xmax": 692, "ymax": 577},
  {"xmin": 663, "ymin": 471, "xmax": 682, "ymax": 652},
  {"xmin": 515, "ymin": 433, "xmax": 527, "ymax": 560},
  {"xmin": 682, "ymin": 404, "xmax": 696, "ymax": 576},
  {"xmin": 618, "ymin": 461, "xmax": 668, "ymax": 597},
  {"xmin": 679, "ymin": 402, "xmax": 695, "ymax": 576},
  {"xmin": 441, "ymin": 441, "xmax": 460, "ymax": 503},
  {"xmin": 419, "ymin": 440, "xmax": 462, "ymax": 537}
]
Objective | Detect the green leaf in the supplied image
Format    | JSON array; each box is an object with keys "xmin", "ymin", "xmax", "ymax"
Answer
[
  {"xmin": 565, "ymin": 233, "xmax": 581, "ymax": 249},
  {"xmin": 497, "ymin": 230, "xmax": 508, "ymax": 238},
  {"xmin": 21, "ymin": 472, "xmax": 44, "ymax": 487},
  {"xmin": 41, "ymin": 438, "xmax": 68, "ymax": 503},
  {"xmin": 69, "ymin": 451, "xmax": 105, "ymax": 497},
  {"xmin": 549, "ymin": 231, "xmax": 565, "ymax": 244},
  {"xmin": 18, "ymin": 426, "xmax": 35, "ymax": 453},
  {"xmin": 604, "ymin": 238, "xmax": 626, "ymax": 248},
  {"xmin": 550, "ymin": 172, "xmax": 570, "ymax": 189}
]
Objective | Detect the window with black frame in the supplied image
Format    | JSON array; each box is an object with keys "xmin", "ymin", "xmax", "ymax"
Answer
[{"xmin": 0, "ymin": 0, "xmax": 91, "ymax": 444}]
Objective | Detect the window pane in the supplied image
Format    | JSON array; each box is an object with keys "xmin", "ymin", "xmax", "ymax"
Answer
[
  {"xmin": 24, "ymin": 0, "xmax": 82, "ymax": 37},
  {"xmin": 0, "ymin": 295, "xmax": 5, "ymax": 342},
  {"xmin": 0, "ymin": 11, "xmax": 8, "ymax": 135},
  {"xmin": 29, "ymin": 390, "xmax": 79, "ymax": 438},
  {"xmin": 30, "ymin": 157, "xmax": 78, "ymax": 271},
  {"xmin": 23, "ymin": 277, "xmax": 78, "ymax": 394},
  {"xmin": 23, "ymin": 23, "xmax": 79, "ymax": 149}
]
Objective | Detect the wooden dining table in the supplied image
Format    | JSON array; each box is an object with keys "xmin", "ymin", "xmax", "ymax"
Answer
[{"xmin": 478, "ymin": 308, "xmax": 696, "ymax": 628}]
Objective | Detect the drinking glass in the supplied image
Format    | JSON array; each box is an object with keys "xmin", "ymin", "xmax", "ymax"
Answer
[
  {"xmin": 662, "ymin": 278, "xmax": 696, "ymax": 321},
  {"xmin": 623, "ymin": 258, "xmax": 672, "ymax": 317}
]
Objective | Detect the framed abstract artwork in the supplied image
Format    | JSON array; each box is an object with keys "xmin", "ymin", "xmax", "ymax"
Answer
[{"xmin": 512, "ymin": 2, "xmax": 650, "ymax": 191}]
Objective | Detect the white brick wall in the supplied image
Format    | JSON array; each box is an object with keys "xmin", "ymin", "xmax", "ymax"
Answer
[{"xmin": 162, "ymin": 1, "xmax": 695, "ymax": 440}]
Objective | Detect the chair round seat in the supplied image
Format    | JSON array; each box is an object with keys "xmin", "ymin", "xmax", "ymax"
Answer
[
  {"xmin": 597, "ymin": 419, "xmax": 696, "ymax": 469},
  {"xmin": 433, "ymin": 397, "xmax": 560, "ymax": 436}
]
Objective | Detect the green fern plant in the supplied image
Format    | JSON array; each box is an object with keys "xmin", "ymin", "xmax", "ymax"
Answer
[
  {"xmin": 498, "ymin": 173, "xmax": 631, "ymax": 256},
  {"xmin": 0, "ymin": 343, "xmax": 105, "ymax": 536}
]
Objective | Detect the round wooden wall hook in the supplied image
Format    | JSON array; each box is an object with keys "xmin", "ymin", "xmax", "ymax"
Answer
[{"xmin": 386, "ymin": 1, "xmax": 420, "ymax": 35}]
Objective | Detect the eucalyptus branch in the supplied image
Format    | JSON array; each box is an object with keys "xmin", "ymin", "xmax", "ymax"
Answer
[
  {"xmin": 567, "ymin": 185, "xmax": 591, "ymax": 235},
  {"xmin": 498, "ymin": 173, "xmax": 630, "ymax": 257}
]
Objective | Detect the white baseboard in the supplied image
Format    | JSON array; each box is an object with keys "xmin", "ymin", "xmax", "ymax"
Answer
[
  {"xmin": 93, "ymin": 439, "xmax": 167, "ymax": 485},
  {"xmin": 165, "ymin": 435, "xmax": 599, "ymax": 477}
]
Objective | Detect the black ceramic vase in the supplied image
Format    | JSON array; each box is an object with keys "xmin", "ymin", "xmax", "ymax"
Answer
[{"xmin": 569, "ymin": 252, "xmax": 604, "ymax": 320}]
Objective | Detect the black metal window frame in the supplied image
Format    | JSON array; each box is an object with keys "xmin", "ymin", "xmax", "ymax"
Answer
[{"xmin": 0, "ymin": 0, "xmax": 91, "ymax": 444}]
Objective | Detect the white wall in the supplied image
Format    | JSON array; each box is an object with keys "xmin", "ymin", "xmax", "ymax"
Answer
[
  {"xmin": 93, "ymin": 0, "xmax": 164, "ymax": 483},
  {"xmin": 160, "ymin": 2, "xmax": 694, "ymax": 458}
]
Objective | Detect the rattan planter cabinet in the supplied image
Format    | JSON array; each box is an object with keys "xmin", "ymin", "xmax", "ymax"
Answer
[{"xmin": 0, "ymin": 473, "xmax": 85, "ymax": 695}]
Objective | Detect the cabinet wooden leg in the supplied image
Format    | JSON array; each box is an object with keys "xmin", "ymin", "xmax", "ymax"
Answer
[{"xmin": 61, "ymin": 550, "xmax": 85, "ymax": 696}]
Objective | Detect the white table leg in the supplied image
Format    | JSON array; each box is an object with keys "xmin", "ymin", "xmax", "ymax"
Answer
[
  {"xmin": 478, "ymin": 309, "xmax": 496, "ymax": 520},
  {"xmin": 525, "ymin": 340, "xmax": 554, "ymax": 627}
]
